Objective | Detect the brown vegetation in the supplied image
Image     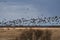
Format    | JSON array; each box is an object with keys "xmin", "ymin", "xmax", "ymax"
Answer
[{"xmin": 0, "ymin": 27, "xmax": 60, "ymax": 40}]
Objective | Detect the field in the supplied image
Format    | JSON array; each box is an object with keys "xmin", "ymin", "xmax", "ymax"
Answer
[{"xmin": 0, "ymin": 27, "xmax": 60, "ymax": 40}]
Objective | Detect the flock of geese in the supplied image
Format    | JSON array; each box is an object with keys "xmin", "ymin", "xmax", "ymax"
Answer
[{"xmin": 0, "ymin": 16, "xmax": 60, "ymax": 26}]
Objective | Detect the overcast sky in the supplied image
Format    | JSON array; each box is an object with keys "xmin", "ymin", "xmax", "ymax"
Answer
[{"xmin": 0, "ymin": 0, "xmax": 60, "ymax": 20}]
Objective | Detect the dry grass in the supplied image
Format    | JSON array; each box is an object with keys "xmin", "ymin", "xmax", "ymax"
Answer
[{"xmin": 0, "ymin": 27, "xmax": 60, "ymax": 40}]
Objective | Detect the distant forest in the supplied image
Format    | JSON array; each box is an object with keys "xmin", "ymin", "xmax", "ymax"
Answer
[{"xmin": 0, "ymin": 16, "xmax": 60, "ymax": 27}]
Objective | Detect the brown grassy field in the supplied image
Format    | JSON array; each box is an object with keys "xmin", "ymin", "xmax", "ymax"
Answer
[{"xmin": 0, "ymin": 27, "xmax": 60, "ymax": 40}]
